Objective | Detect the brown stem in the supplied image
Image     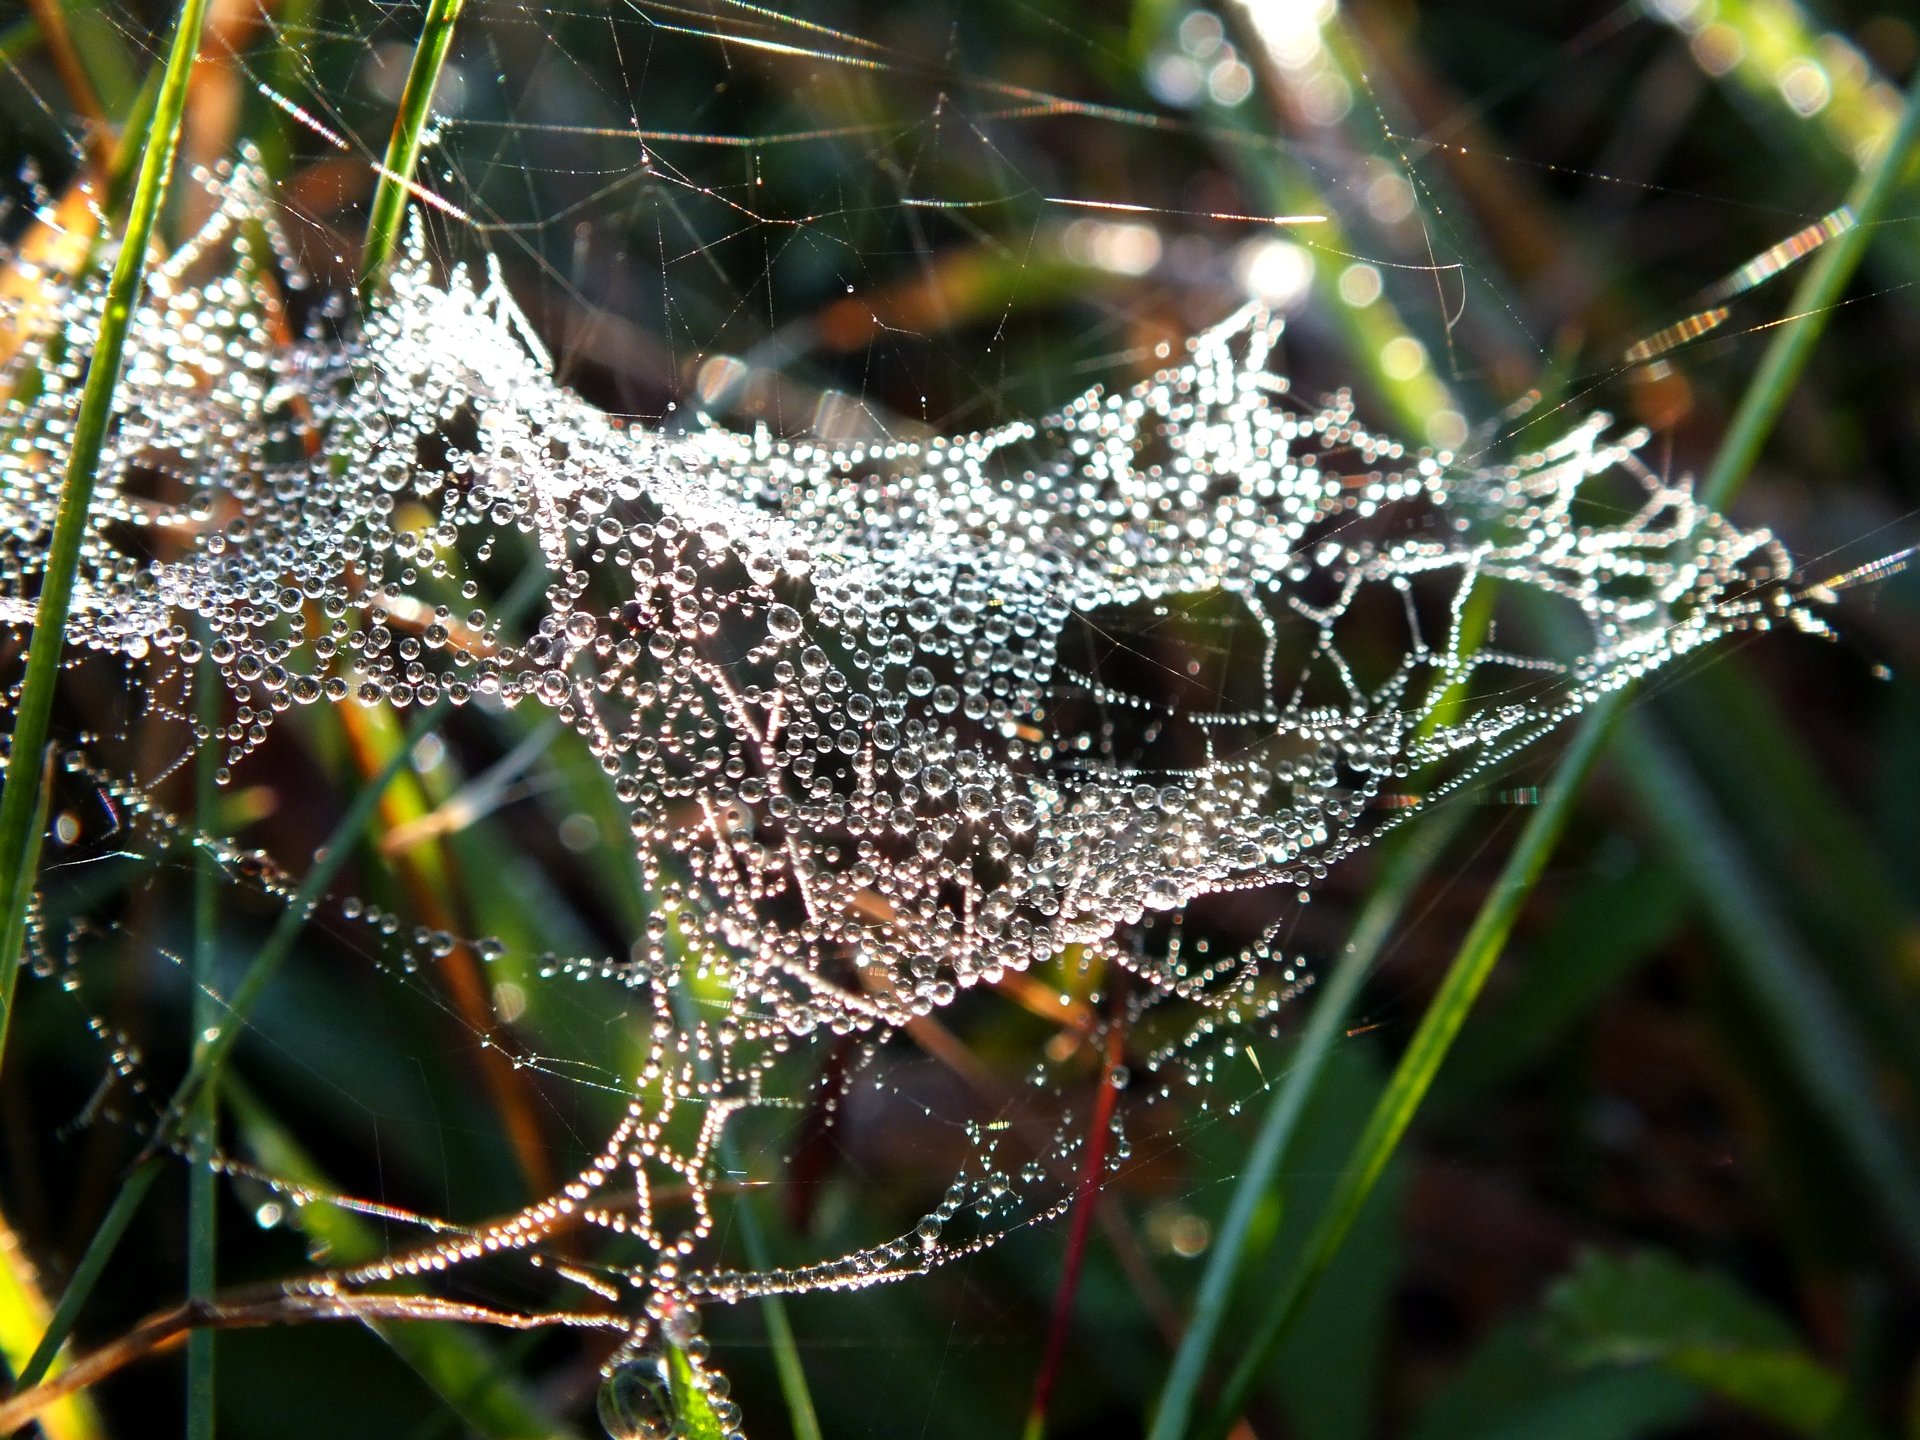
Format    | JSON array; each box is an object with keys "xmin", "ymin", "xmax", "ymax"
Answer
[{"xmin": 0, "ymin": 1290, "xmax": 627, "ymax": 1433}]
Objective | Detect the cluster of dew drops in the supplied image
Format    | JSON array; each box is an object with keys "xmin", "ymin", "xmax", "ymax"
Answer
[{"xmin": 0, "ymin": 160, "xmax": 1821, "ymax": 1437}]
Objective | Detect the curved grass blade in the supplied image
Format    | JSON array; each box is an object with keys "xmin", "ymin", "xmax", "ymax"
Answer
[{"xmin": 0, "ymin": 0, "xmax": 214, "ymax": 1076}]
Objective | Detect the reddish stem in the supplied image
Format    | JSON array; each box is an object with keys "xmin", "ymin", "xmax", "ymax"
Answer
[{"xmin": 1026, "ymin": 976, "xmax": 1129, "ymax": 1436}]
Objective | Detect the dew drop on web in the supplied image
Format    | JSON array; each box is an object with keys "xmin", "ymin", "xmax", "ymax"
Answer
[{"xmin": 598, "ymin": 1352, "xmax": 675, "ymax": 1440}]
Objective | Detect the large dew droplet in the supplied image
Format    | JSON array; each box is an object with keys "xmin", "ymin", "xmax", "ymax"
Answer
[
  {"xmin": 1142, "ymin": 876, "xmax": 1182, "ymax": 911},
  {"xmin": 598, "ymin": 1354, "xmax": 676, "ymax": 1440},
  {"xmin": 765, "ymin": 603, "xmax": 803, "ymax": 641}
]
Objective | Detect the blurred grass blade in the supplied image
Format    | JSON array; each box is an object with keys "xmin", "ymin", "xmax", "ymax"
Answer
[
  {"xmin": 0, "ymin": 0, "xmax": 214, "ymax": 1076},
  {"xmin": 720, "ymin": 1162, "xmax": 821, "ymax": 1440},
  {"xmin": 1616, "ymin": 715, "xmax": 1920, "ymax": 1266},
  {"xmin": 1444, "ymin": 853, "xmax": 1689, "ymax": 1095},
  {"xmin": 16, "ymin": 1157, "xmax": 163, "ymax": 1392},
  {"xmin": 158, "ymin": 699, "xmax": 448, "ymax": 1138},
  {"xmin": 756, "ymin": 1288, "xmax": 818, "ymax": 1440},
  {"xmin": 0, "ymin": 1204, "xmax": 104, "ymax": 1440},
  {"xmin": 1146, "ymin": 805, "xmax": 1465, "ymax": 1440},
  {"xmin": 22, "ymin": 0, "xmax": 108, "ymax": 168},
  {"xmin": 359, "ymin": 0, "xmax": 467, "ymax": 289},
  {"xmin": 1543, "ymin": 1248, "xmax": 1867, "ymax": 1438},
  {"xmin": 1662, "ymin": 669, "xmax": 1920, "ymax": 1099},
  {"xmin": 1670, "ymin": 663, "xmax": 1910, "ymax": 953}
]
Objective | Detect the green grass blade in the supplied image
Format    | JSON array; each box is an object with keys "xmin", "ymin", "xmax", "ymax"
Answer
[
  {"xmin": 224, "ymin": 1079, "xmax": 577, "ymax": 1439},
  {"xmin": 359, "ymin": 0, "xmax": 468, "ymax": 289},
  {"xmin": 722, "ymin": 1176, "xmax": 821, "ymax": 1440},
  {"xmin": 16, "ymin": 1156, "xmax": 164, "ymax": 1391},
  {"xmin": 0, "ymin": 747, "xmax": 55, "ymax": 1026},
  {"xmin": 1443, "ymin": 854, "xmax": 1689, "ymax": 1095},
  {"xmin": 759, "ymin": 1302, "xmax": 820, "ymax": 1440},
  {"xmin": 1698, "ymin": 63, "xmax": 1920, "ymax": 509},
  {"xmin": 156, "ymin": 698, "xmax": 448, "ymax": 1140},
  {"xmin": 1198, "ymin": 693, "xmax": 1621, "ymax": 1440},
  {"xmin": 1146, "ymin": 805, "xmax": 1466, "ymax": 1440},
  {"xmin": 186, "ymin": 635, "xmax": 220, "ymax": 1440},
  {"xmin": 666, "ymin": 1342, "xmax": 725, "ymax": 1440},
  {"xmin": 0, "ymin": 0, "xmax": 214, "ymax": 1077},
  {"xmin": 1199, "ymin": 57, "xmax": 1920, "ymax": 1440}
]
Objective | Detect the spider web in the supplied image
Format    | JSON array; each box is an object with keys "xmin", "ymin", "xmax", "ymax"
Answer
[{"xmin": 0, "ymin": 1, "xmax": 1902, "ymax": 1435}]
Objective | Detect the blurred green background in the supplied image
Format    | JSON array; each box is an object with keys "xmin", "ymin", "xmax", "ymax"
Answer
[{"xmin": 2, "ymin": 0, "xmax": 1919, "ymax": 1437}]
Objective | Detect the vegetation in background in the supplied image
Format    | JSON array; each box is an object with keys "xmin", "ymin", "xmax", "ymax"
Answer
[{"xmin": 2, "ymin": 0, "xmax": 1918, "ymax": 1437}]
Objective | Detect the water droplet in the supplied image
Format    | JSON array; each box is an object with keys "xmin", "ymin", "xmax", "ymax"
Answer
[
  {"xmin": 598, "ymin": 1354, "xmax": 675, "ymax": 1440},
  {"xmin": 766, "ymin": 603, "xmax": 803, "ymax": 641}
]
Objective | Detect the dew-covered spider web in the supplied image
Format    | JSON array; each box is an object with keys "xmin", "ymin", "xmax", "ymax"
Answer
[{"xmin": 0, "ymin": 0, "xmax": 1905, "ymax": 1434}]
